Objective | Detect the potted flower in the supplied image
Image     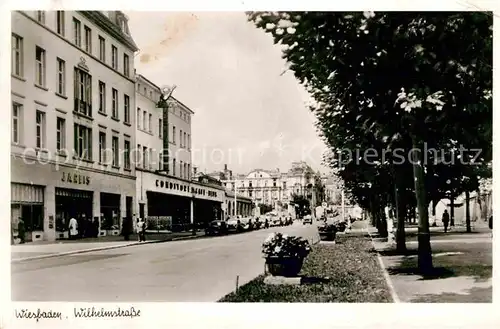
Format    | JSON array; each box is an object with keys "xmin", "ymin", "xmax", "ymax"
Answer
[
  {"xmin": 318, "ymin": 222, "xmax": 338, "ymax": 241},
  {"xmin": 262, "ymin": 232, "xmax": 311, "ymax": 277}
]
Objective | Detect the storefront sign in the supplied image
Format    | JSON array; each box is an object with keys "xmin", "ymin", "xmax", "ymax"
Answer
[{"xmin": 61, "ymin": 172, "xmax": 90, "ymax": 185}]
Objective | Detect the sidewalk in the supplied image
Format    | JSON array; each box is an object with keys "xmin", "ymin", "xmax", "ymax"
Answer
[
  {"xmin": 366, "ymin": 223, "xmax": 492, "ymax": 302},
  {"xmin": 11, "ymin": 231, "xmax": 206, "ymax": 262}
]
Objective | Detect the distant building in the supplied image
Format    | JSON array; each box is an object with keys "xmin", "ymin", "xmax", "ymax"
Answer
[{"xmin": 211, "ymin": 161, "xmax": 324, "ymax": 210}]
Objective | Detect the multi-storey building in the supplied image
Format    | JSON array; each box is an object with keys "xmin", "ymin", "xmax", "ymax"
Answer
[
  {"xmin": 134, "ymin": 75, "xmax": 224, "ymax": 231},
  {"xmin": 211, "ymin": 161, "xmax": 324, "ymax": 211},
  {"xmin": 11, "ymin": 10, "xmax": 138, "ymax": 242}
]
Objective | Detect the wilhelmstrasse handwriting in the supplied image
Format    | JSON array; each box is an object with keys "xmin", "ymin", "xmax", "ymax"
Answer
[{"xmin": 74, "ymin": 306, "xmax": 141, "ymax": 319}]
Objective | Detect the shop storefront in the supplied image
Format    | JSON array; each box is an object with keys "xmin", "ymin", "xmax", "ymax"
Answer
[
  {"xmin": 137, "ymin": 171, "xmax": 224, "ymax": 232},
  {"xmin": 11, "ymin": 155, "xmax": 136, "ymax": 242},
  {"xmin": 11, "ymin": 183, "xmax": 45, "ymax": 242}
]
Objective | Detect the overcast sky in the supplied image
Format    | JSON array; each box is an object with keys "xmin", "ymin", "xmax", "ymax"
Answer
[{"xmin": 126, "ymin": 11, "xmax": 328, "ymax": 175}]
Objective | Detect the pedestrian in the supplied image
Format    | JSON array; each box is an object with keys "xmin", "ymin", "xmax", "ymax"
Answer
[
  {"xmin": 17, "ymin": 217, "xmax": 25, "ymax": 244},
  {"xmin": 442, "ymin": 209, "xmax": 450, "ymax": 233},
  {"xmin": 122, "ymin": 216, "xmax": 131, "ymax": 241},
  {"xmin": 69, "ymin": 216, "xmax": 78, "ymax": 240},
  {"xmin": 136, "ymin": 218, "xmax": 145, "ymax": 242}
]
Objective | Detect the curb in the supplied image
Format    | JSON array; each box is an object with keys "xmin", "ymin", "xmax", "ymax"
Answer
[
  {"xmin": 11, "ymin": 234, "xmax": 205, "ymax": 263},
  {"xmin": 364, "ymin": 222, "xmax": 401, "ymax": 303}
]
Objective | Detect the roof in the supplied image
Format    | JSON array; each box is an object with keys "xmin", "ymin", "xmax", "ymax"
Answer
[
  {"xmin": 168, "ymin": 96, "xmax": 195, "ymax": 115},
  {"xmin": 136, "ymin": 74, "xmax": 162, "ymax": 92}
]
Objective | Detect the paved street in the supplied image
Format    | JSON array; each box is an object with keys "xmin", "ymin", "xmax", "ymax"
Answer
[{"xmin": 12, "ymin": 222, "xmax": 319, "ymax": 302}]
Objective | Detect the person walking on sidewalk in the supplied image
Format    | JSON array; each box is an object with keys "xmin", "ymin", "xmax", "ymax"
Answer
[
  {"xmin": 136, "ymin": 218, "xmax": 146, "ymax": 242},
  {"xmin": 442, "ymin": 209, "xmax": 450, "ymax": 233},
  {"xmin": 69, "ymin": 217, "xmax": 78, "ymax": 240},
  {"xmin": 17, "ymin": 218, "xmax": 25, "ymax": 244}
]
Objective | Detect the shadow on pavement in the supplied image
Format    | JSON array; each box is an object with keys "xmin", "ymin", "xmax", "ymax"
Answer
[{"xmin": 387, "ymin": 266, "xmax": 456, "ymax": 280}]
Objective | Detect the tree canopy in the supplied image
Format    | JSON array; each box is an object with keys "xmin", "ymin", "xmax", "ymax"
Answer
[{"xmin": 248, "ymin": 11, "xmax": 492, "ymax": 272}]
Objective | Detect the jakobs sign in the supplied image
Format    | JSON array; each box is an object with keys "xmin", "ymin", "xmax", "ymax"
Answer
[{"xmin": 61, "ymin": 172, "xmax": 90, "ymax": 185}]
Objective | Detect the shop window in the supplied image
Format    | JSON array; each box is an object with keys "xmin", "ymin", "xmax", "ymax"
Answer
[
  {"xmin": 55, "ymin": 188, "xmax": 93, "ymax": 236},
  {"xmin": 100, "ymin": 192, "xmax": 121, "ymax": 230}
]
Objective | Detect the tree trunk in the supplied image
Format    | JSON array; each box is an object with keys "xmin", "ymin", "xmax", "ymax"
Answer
[
  {"xmin": 465, "ymin": 190, "xmax": 471, "ymax": 233},
  {"xmin": 450, "ymin": 191, "xmax": 455, "ymax": 226},
  {"xmin": 411, "ymin": 138, "xmax": 433, "ymax": 274},
  {"xmin": 395, "ymin": 177, "xmax": 406, "ymax": 252}
]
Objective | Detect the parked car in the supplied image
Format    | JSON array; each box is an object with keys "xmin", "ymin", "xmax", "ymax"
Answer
[
  {"xmin": 205, "ymin": 220, "xmax": 228, "ymax": 236},
  {"xmin": 226, "ymin": 218, "xmax": 239, "ymax": 233},
  {"xmin": 303, "ymin": 214, "xmax": 313, "ymax": 225}
]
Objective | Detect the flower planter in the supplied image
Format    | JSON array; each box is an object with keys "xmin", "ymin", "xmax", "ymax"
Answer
[
  {"xmin": 31, "ymin": 231, "xmax": 44, "ymax": 242},
  {"xmin": 319, "ymin": 231, "xmax": 337, "ymax": 241},
  {"xmin": 98, "ymin": 230, "xmax": 107, "ymax": 237},
  {"xmin": 107, "ymin": 229, "xmax": 120, "ymax": 236},
  {"xmin": 56, "ymin": 231, "xmax": 69, "ymax": 240},
  {"xmin": 266, "ymin": 256, "xmax": 304, "ymax": 277}
]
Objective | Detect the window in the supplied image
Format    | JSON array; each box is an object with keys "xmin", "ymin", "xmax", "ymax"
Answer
[
  {"xmin": 99, "ymin": 131, "xmax": 106, "ymax": 163},
  {"xmin": 124, "ymin": 140, "xmax": 131, "ymax": 170},
  {"xmin": 73, "ymin": 18, "xmax": 81, "ymax": 47},
  {"xmin": 74, "ymin": 68, "xmax": 92, "ymax": 117},
  {"xmin": 56, "ymin": 117, "xmax": 66, "ymax": 151},
  {"xmin": 111, "ymin": 45, "xmax": 118, "ymax": 69},
  {"xmin": 137, "ymin": 144, "xmax": 141, "ymax": 167},
  {"xmin": 142, "ymin": 110, "xmax": 146, "ymax": 130},
  {"xmin": 149, "ymin": 148, "xmax": 153, "ymax": 170},
  {"xmin": 123, "ymin": 54, "xmax": 129, "ymax": 77},
  {"xmin": 148, "ymin": 113, "xmax": 152, "ymax": 132},
  {"xmin": 183, "ymin": 132, "xmax": 187, "ymax": 149},
  {"xmin": 56, "ymin": 58, "xmax": 66, "ymax": 96},
  {"xmin": 35, "ymin": 46, "xmax": 46, "ymax": 87},
  {"xmin": 84, "ymin": 26, "xmax": 92, "ymax": 53},
  {"xmin": 99, "ymin": 36, "xmax": 105, "ymax": 62},
  {"xmin": 124, "ymin": 94, "xmax": 130, "ymax": 124},
  {"xmin": 180, "ymin": 161, "xmax": 183, "ymax": 179},
  {"xmin": 35, "ymin": 110, "xmax": 46, "ymax": 149},
  {"xmin": 99, "ymin": 81, "xmax": 106, "ymax": 113},
  {"xmin": 112, "ymin": 88, "xmax": 118, "ymax": 119},
  {"xmin": 74, "ymin": 124, "xmax": 92, "ymax": 161},
  {"xmin": 179, "ymin": 130, "xmax": 183, "ymax": 148},
  {"xmin": 184, "ymin": 163, "xmax": 187, "ymax": 180},
  {"xmin": 149, "ymin": 91, "xmax": 153, "ymax": 99},
  {"xmin": 56, "ymin": 11, "xmax": 65, "ymax": 36},
  {"xmin": 188, "ymin": 134, "xmax": 191, "ymax": 149},
  {"xmin": 12, "ymin": 103, "xmax": 22, "ymax": 144},
  {"xmin": 112, "ymin": 136, "xmax": 119, "ymax": 167},
  {"xmin": 12, "ymin": 34, "xmax": 23, "ymax": 77},
  {"xmin": 143, "ymin": 87, "xmax": 146, "ymax": 95},
  {"xmin": 143, "ymin": 146, "xmax": 147, "ymax": 169},
  {"xmin": 173, "ymin": 158, "xmax": 176, "ymax": 176},
  {"xmin": 137, "ymin": 108, "xmax": 141, "ymax": 129},
  {"xmin": 159, "ymin": 119, "xmax": 163, "ymax": 138},
  {"xmin": 187, "ymin": 164, "xmax": 191, "ymax": 180},
  {"xmin": 36, "ymin": 11, "xmax": 45, "ymax": 24},
  {"xmin": 172, "ymin": 126, "xmax": 176, "ymax": 143}
]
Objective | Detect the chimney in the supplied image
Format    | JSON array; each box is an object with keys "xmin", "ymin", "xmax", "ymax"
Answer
[
  {"xmin": 193, "ymin": 166, "xmax": 198, "ymax": 175},
  {"xmin": 224, "ymin": 164, "xmax": 228, "ymax": 171}
]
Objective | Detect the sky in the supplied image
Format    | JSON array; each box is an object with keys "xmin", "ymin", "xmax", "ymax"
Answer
[{"xmin": 125, "ymin": 11, "xmax": 329, "ymax": 175}]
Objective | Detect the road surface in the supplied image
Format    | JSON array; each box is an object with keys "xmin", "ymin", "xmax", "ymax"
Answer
[{"xmin": 12, "ymin": 222, "xmax": 318, "ymax": 302}]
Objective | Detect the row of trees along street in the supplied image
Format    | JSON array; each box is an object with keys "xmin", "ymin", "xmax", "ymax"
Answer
[{"xmin": 248, "ymin": 12, "xmax": 492, "ymax": 274}]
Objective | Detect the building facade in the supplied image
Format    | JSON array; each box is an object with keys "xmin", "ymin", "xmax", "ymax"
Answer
[
  {"xmin": 11, "ymin": 10, "xmax": 138, "ymax": 242},
  {"xmin": 211, "ymin": 161, "xmax": 323, "ymax": 211},
  {"xmin": 135, "ymin": 75, "xmax": 223, "ymax": 231}
]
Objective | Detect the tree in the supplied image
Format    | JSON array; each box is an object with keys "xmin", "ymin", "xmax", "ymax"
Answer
[{"xmin": 248, "ymin": 11, "xmax": 492, "ymax": 274}]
